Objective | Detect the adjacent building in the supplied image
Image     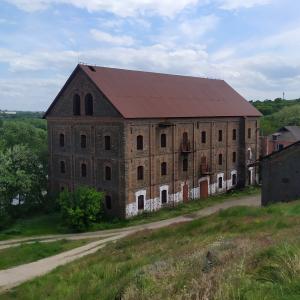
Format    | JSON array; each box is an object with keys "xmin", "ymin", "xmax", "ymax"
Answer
[
  {"xmin": 44, "ymin": 64, "xmax": 261, "ymax": 218},
  {"xmin": 261, "ymin": 141, "xmax": 300, "ymax": 206}
]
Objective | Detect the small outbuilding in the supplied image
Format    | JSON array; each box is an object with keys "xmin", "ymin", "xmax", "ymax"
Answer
[{"xmin": 261, "ymin": 141, "xmax": 300, "ymax": 206}]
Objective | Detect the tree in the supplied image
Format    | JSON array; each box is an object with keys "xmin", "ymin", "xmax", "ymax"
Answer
[{"xmin": 58, "ymin": 187, "xmax": 104, "ymax": 232}]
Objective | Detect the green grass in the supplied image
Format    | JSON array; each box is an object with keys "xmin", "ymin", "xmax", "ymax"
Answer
[
  {"xmin": 2, "ymin": 198, "xmax": 300, "ymax": 300},
  {"xmin": 0, "ymin": 239, "xmax": 91, "ymax": 271},
  {"xmin": 0, "ymin": 186, "xmax": 260, "ymax": 241}
]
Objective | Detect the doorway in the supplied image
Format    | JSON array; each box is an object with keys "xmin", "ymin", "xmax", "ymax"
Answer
[
  {"xmin": 183, "ymin": 184, "xmax": 189, "ymax": 202},
  {"xmin": 200, "ymin": 180, "xmax": 208, "ymax": 198}
]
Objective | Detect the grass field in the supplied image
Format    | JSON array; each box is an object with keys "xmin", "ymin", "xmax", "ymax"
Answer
[
  {"xmin": 0, "ymin": 239, "xmax": 92, "ymax": 271},
  {"xmin": 0, "ymin": 186, "xmax": 260, "ymax": 241},
  {"xmin": 1, "ymin": 198, "xmax": 300, "ymax": 300}
]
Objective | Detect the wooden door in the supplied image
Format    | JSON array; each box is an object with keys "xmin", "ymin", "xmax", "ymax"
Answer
[
  {"xmin": 200, "ymin": 180, "xmax": 208, "ymax": 198},
  {"xmin": 183, "ymin": 184, "xmax": 189, "ymax": 202}
]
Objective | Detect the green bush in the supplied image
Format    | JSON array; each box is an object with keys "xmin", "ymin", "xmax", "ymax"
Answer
[{"xmin": 58, "ymin": 187, "xmax": 104, "ymax": 232}]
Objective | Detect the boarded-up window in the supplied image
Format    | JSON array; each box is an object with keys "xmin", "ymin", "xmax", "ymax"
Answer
[
  {"xmin": 85, "ymin": 93, "xmax": 93, "ymax": 116},
  {"xmin": 161, "ymin": 162, "xmax": 167, "ymax": 176},
  {"xmin": 105, "ymin": 136, "xmax": 111, "ymax": 150},
  {"xmin": 161, "ymin": 134, "xmax": 167, "ymax": 148},
  {"xmin": 81, "ymin": 163, "xmax": 87, "ymax": 177},
  {"xmin": 59, "ymin": 133, "xmax": 65, "ymax": 147},
  {"xmin": 137, "ymin": 166, "xmax": 144, "ymax": 180},
  {"xmin": 138, "ymin": 195, "xmax": 144, "ymax": 210},
  {"xmin": 73, "ymin": 94, "xmax": 81, "ymax": 116},
  {"xmin": 161, "ymin": 190, "xmax": 167, "ymax": 204},
  {"xmin": 137, "ymin": 135, "xmax": 143, "ymax": 150},
  {"xmin": 81, "ymin": 135, "xmax": 87, "ymax": 148}
]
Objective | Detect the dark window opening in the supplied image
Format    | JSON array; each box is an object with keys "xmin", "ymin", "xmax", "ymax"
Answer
[
  {"xmin": 105, "ymin": 195, "xmax": 112, "ymax": 209},
  {"xmin": 218, "ymin": 130, "xmax": 223, "ymax": 142},
  {"xmin": 81, "ymin": 163, "xmax": 87, "ymax": 177},
  {"xmin": 232, "ymin": 174, "xmax": 237, "ymax": 185},
  {"xmin": 232, "ymin": 152, "xmax": 237, "ymax": 163},
  {"xmin": 161, "ymin": 162, "xmax": 167, "ymax": 176},
  {"xmin": 104, "ymin": 135, "xmax": 111, "ymax": 150},
  {"xmin": 248, "ymin": 128, "xmax": 251, "ymax": 139},
  {"xmin": 60, "ymin": 161, "xmax": 65, "ymax": 174},
  {"xmin": 218, "ymin": 154, "xmax": 223, "ymax": 165},
  {"xmin": 183, "ymin": 158, "xmax": 188, "ymax": 172},
  {"xmin": 183, "ymin": 132, "xmax": 188, "ymax": 144},
  {"xmin": 161, "ymin": 190, "xmax": 167, "ymax": 204},
  {"xmin": 218, "ymin": 177, "xmax": 223, "ymax": 189},
  {"xmin": 137, "ymin": 135, "xmax": 143, "ymax": 150},
  {"xmin": 137, "ymin": 166, "xmax": 144, "ymax": 180},
  {"xmin": 161, "ymin": 134, "xmax": 167, "ymax": 148},
  {"xmin": 138, "ymin": 195, "xmax": 144, "ymax": 210},
  {"xmin": 201, "ymin": 131, "xmax": 206, "ymax": 143},
  {"xmin": 59, "ymin": 133, "xmax": 65, "ymax": 147},
  {"xmin": 277, "ymin": 144, "xmax": 284, "ymax": 151},
  {"xmin": 85, "ymin": 93, "xmax": 93, "ymax": 116},
  {"xmin": 81, "ymin": 135, "xmax": 87, "ymax": 148},
  {"xmin": 60, "ymin": 186, "xmax": 65, "ymax": 192},
  {"xmin": 73, "ymin": 94, "xmax": 81, "ymax": 116},
  {"xmin": 233, "ymin": 129, "xmax": 237, "ymax": 140},
  {"xmin": 248, "ymin": 149, "xmax": 251, "ymax": 160},
  {"xmin": 105, "ymin": 166, "xmax": 111, "ymax": 181}
]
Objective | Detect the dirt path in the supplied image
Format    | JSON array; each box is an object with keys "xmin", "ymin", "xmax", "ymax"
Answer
[{"xmin": 0, "ymin": 195, "xmax": 260, "ymax": 292}]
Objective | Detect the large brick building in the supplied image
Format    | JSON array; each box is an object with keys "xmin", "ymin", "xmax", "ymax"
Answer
[{"xmin": 44, "ymin": 64, "xmax": 261, "ymax": 218}]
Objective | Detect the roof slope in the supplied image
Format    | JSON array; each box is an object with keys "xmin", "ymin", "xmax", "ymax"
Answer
[{"xmin": 51, "ymin": 64, "xmax": 262, "ymax": 119}]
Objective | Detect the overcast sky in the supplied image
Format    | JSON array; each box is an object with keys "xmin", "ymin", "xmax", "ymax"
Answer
[{"xmin": 0, "ymin": 0, "xmax": 300, "ymax": 111}]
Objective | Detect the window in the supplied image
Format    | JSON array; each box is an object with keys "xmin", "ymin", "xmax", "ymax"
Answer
[
  {"xmin": 183, "ymin": 132, "xmax": 188, "ymax": 144},
  {"xmin": 277, "ymin": 144, "xmax": 284, "ymax": 151},
  {"xmin": 232, "ymin": 174, "xmax": 237, "ymax": 186},
  {"xmin": 161, "ymin": 162, "xmax": 167, "ymax": 176},
  {"xmin": 105, "ymin": 195, "xmax": 112, "ymax": 210},
  {"xmin": 138, "ymin": 195, "xmax": 144, "ymax": 210},
  {"xmin": 232, "ymin": 129, "xmax": 237, "ymax": 141},
  {"xmin": 183, "ymin": 158, "xmax": 188, "ymax": 171},
  {"xmin": 104, "ymin": 136, "xmax": 111, "ymax": 150},
  {"xmin": 85, "ymin": 93, "xmax": 93, "ymax": 116},
  {"xmin": 232, "ymin": 151, "xmax": 237, "ymax": 163},
  {"xmin": 161, "ymin": 134, "xmax": 167, "ymax": 148},
  {"xmin": 161, "ymin": 190, "xmax": 167, "ymax": 204},
  {"xmin": 218, "ymin": 130, "xmax": 223, "ymax": 142},
  {"xmin": 218, "ymin": 154, "xmax": 223, "ymax": 165},
  {"xmin": 137, "ymin": 166, "xmax": 144, "ymax": 180},
  {"xmin": 73, "ymin": 94, "xmax": 81, "ymax": 116},
  {"xmin": 248, "ymin": 149, "xmax": 252, "ymax": 160},
  {"xmin": 80, "ymin": 135, "xmax": 87, "ymax": 148},
  {"xmin": 60, "ymin": 161, "xmax": 65, "ymax": 174},
  {"xmin": 201, "ymin": 131, "xmax": 206, "ymax": 143},
  {"xmin": 218, "ymin": 177, "xmax": 223, "ymax": 189},
  {"xmin": 137, "ymin": 135, "xmax": 143, "ymax": 150},
  {"xmin": 59, "ymin": 133, "xmax": 65, "ymax": 147},
  {"xmin": 105, "ymin": 166, "xmax": 111, "ymax": 181},
  {"xmin": 248, "ymin": 128, "xmax": 251, "ymax": 139},
  {"xmin": 81, "ymin": 163, "xmax": 87, "ymax": 177}
]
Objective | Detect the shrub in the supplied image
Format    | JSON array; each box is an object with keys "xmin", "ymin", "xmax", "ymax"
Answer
[{"xmin": 58, "ymin": 186, "xmax": 104, "ymax": 232}]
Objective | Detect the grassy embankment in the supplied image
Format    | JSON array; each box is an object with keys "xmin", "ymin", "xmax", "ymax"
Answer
[
  {"xmin": 1, "ymin": 198, "xmax": 300, "ymax": 300},
  {"xmin": 0, "ymin": 186, "xmax": 260, "ymax": 241},
  {"xmin": 0, "ymin": 239, "xmax": 93, "ymax": 271}
]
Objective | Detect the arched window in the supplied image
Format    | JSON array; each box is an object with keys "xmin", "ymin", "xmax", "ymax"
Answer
[
  {"xmin": 105, "ymin": 195, "xmax": 112, "ymax": 210},
  {"xmin": 218, "ymin": 154, "xmax": 223, "ymax": 165},
  {"xmin": 137, "ymin": 135, "xmax": 143, "ymax": 150},
  {"xmin": 81, "ymin": 135, "xmax": 87, "ymax": 148},
  {"xmin": 218, "ymin": 177, "xmax": 223, "ymax": 188},
  {"xmin": 161, "ymin": 190, "xmax": 167, "ymax": 204},
  {"xmin": 85, "ymin": 93, "xmax": 93, "ymax": 116},
  {"xmin": 60, "ymin": 161, "xmax": 65, "ymax": 174},
  {"xmin": 105, "ymin": 166, "xmax": 111, "ymax": 181},
  {"xmin": 81, "ymin": 163, "xmax": 87, "ymax": 177},
  {"xmin": 161, "ymin": 134, "xmax": 167, "ymax": 148},
  {"xmin": 104, "ymin": 136, "xmax": 111, "ymax": 150},
  {"xmin": 59, "ymin": 133, "xmax": 65, "ymax": 147},
  {"xmin": 73, "ymin": 94, "xmax": 81, "ymax": 116},
  {"xmin": 137, "ymin": 166, "xmax": 144, "ymax": 180},
  {"xmin": 183, "ymin": 158, "xmax": 188, "ymax": 171},
  {"xmin": 138, "ymin": 195, "xmax": 144, "ymax": 210},
  {"xmin": 161, "ymin": 162, "xmax": 167, "ymax": 176}
]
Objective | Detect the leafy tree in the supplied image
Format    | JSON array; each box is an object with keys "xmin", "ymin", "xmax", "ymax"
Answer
[{"xmin": 58, "ymin": 187, "xmax": 104, "ymax": 232}]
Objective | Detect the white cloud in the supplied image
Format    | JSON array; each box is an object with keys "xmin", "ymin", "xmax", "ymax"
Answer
[
  {"xmin": 218, "ymin": 0, "xmax": 272, "ymax": 10},
  {"xmin": 90, "ymin": 29, "xmax": 135, "ymax": 46},
  {"xmin": 6, "ymin": 0, "xmax": 200, "ymax": 17}
]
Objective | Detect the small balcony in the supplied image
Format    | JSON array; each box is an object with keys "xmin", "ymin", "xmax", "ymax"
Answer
[
  {"xmin": 181, "ymin": 142, "xmax": 191, "ymax": 153},
  {"xmin": 200, "ymin": 164, "xmax": 212, "ymax": 176}
]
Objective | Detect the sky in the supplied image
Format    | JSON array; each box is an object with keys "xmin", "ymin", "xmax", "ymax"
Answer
[{"xmin": 0, "ymin": 0, "xmax": 300, "ymax": 111}]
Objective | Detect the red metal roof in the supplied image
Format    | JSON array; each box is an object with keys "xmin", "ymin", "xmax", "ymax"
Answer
[{"xmin": 79, "ymin": 64, "xmax": 262, "ymax": 119}]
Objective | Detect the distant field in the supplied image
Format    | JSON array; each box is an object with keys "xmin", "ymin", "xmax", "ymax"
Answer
[
  {"xmin": 0, "ymin": 186, "xmax": 260, "ymax": 241},
  {"xmin": 2, "ymin": 198, "xmax": 300, "ymax": 300}
]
